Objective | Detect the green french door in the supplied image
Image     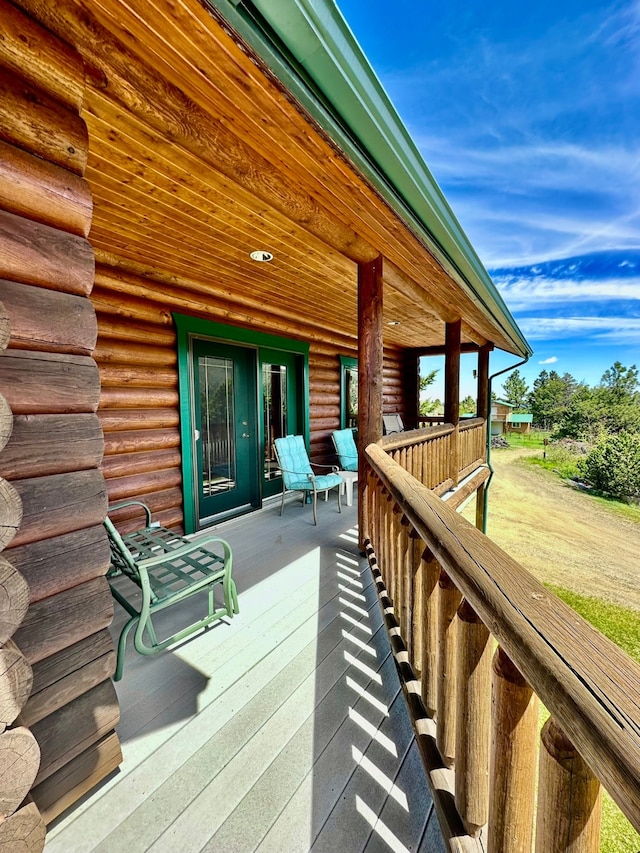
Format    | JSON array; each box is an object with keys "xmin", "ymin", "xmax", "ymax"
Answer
[{"xmin": 192, "ymin": 339, "xmax": 259, "ymax": 522}]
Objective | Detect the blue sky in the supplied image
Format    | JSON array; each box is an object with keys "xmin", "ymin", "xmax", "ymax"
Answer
[{"xmin": 337, "ymin": 0, "xmax": 640, "ymax": 400}]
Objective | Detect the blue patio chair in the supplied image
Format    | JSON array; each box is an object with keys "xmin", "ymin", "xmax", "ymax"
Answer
[
  {"xmin": 274, "ymin": 435, "xmax": 342, "ymax": 525},
  {"xmin": 332, "ymin": 428, "xmax": 358, "ymax": 472}
]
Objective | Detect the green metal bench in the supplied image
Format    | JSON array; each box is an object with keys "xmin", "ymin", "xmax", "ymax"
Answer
[{"xmin": 104, "ymin": 500, "xmax": 238, "ymax": 680}]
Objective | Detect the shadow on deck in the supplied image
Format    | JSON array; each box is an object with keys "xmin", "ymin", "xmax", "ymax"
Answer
[{"xmin": 44, "ymin": 496, "xmax": 445, "ymax": 852}]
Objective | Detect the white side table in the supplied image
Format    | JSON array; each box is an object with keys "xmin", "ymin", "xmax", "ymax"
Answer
[{"xmin": 338, "ymin": 470, "xmax": 358, "ymax": 507}]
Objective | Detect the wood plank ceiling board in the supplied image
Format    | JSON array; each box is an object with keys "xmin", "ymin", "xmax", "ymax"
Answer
[{"xmin": 18, "ymin": 0, "xmax": 520, "ymax": 352}]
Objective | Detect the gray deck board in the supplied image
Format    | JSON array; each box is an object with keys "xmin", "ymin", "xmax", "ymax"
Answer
[{"xmin": 44, "ymin": 499, "xmax": 445, "ymax": 853}]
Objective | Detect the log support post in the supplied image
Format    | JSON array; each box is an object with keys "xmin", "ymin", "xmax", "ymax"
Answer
[
  {"xmin": 444, "ymin": 320, "xmax": 461, "ymax": 485},
  {"xmin": 420, "ymin": 547, "xmax": 440, "ymax": 717},
  {"xmin": 475, "ymin": 343, "xmax": 491, "ymax": 531},
  {"xmin": 488, "ymin": 647, "xmax": 539, "ymax": 853},
  {"xmin": 357, "ymin": 256, "xmax": 384, "ymax": 546},
  {"xmin": 398, "ymin": 516, "xmax": 411, "ymax": 644},
  {"xmin": 455, "ymin": 599, "xmax": 491, "ymax": 836},
  {"xmin": 409, "ymin": 532, "xmax": 423, "ymax": 672},
  {"xmin": 536, "ymin": 717, "xmax": 602, "ymax": 853},
  {"xmin": 382, "ymin": 493, "xmax": 393, "ymax": 601},
  {"xmin": 436, "ymin": 569, "xmax": 461, "ymax": 766}
]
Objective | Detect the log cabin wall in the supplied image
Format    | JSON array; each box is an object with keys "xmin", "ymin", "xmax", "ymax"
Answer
[
  {"xmin": 94, "ymin": 262, "xmax": 416, "ymax": 531},
  {"xmin": 0, "ymin": 0, "xmax": 121, "ymax": 830},
  {"xmin": 0, "ymin": 285, "xmax": 45, "ymax": 845}
]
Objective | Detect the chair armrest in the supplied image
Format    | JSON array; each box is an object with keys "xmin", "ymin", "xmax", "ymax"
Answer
[
  {"xmin": 310, "ymin": 462, "xmax": 340, "ymax": 474},
  {"xmin": 277, "ymin": 465, "xmax": 314, "ymax": 477},
  {"xmin": 108, "ymin": 499, "xmax": 152, "ymax": 527}
]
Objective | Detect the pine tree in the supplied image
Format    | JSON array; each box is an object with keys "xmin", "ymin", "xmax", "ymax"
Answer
[{"xmin": 501, "ymin": 369, "xmax": 529, "ymax": 411}]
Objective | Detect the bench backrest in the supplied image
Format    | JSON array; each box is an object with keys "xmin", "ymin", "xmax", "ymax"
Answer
[{"xmin": 104, "ymin": 515, "xmax": 140, "ymax": 579}]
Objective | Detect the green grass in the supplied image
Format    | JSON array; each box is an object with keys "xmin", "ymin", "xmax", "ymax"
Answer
[
  {"xmin": 494, "ymin": 429, "xmax": 550, "ymax": 450},
  {"xmin": 543, "ymin": 587, "xmax": 640, "ymax": 852},
  {"xmin": 546, "ymin": 586, "xmax": 640, "ymax": 663},
  {"xmin": 586, "ymin": 492, "xmax": 640, "ymax": 524},
  {"xmin": 521, "ymin": 445, "xmax": 640, "ymax": 522},
  {"xmin": 525, "ymin": 444, "xmax": 581, "ymax": 479}
]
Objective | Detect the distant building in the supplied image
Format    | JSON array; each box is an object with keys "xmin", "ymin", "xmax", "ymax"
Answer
[{"xmin": 491, "ymin": 401, "xmax": 533, "ymax": 435}]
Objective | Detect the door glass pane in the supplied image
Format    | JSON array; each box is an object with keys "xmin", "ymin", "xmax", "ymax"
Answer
[
  {"xmin": 346, "ymin": 367, "xmax": 358, "ymax": 428},
  {"xmin": 199, "ymin": 356, "xmax": 236, "ymax": 495},
  {"xmin": 263, "ymin": 362, "xmax": 287, "ymax": 481}
]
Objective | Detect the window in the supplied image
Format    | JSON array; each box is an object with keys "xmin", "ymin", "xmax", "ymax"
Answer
[{"xmin": 340, "ymin": 356, "xmax": 358, "ymax": 429}]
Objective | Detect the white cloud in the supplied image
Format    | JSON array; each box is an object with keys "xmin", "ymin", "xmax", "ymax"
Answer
[
  {"xmin": 517, "ymin": 315, "xmax": 640, "ymax": 344},
  {"xmin": 492, "ymin": 275, "xmax": 640, "ymax": 311},
  {"xmin": 538, "ymin": 356, "xmax": 558, "ymax": 364}
]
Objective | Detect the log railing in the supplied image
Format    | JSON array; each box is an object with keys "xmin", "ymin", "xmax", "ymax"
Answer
[
  {"xmin": 379, "ymin": 423, "xmax": 455, "ymax": 493},
  {"xmin": 364, "ymin": 441, "xmax": 640, "ymax": 852},
  {"xmin": 417, "ymin": 415, "xmax": 447, "ymax": 427},
  {"xmin": 379, "ymin": 418, "xmax": 488, "ymax": 495},
  {"xmin": 458, "ymin": 417, "xmax": 486, "ymax": 477}
]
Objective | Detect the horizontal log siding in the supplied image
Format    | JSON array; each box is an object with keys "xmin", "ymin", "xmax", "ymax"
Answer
[
  {"xmin": 0, "ymin": 0, "xmax": 119, "ymax": 827},
  {"xmin": 309, "ymin": 345, "xmax": 345, "ymax": 466},
  {"xmin": 94, "ymin": 270, "xmax": 184, "ymax": 532},
  {"xmin": 383, "ymin": 349, "xmax": 416, "ymax": 429},
  {"xmin": 94, "ymin": 265, "xmax": 416, "ymax": 527}
]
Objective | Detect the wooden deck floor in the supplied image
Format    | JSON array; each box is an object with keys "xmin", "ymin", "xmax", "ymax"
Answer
[{"xmin": 44, "ymin": 496, "xmax": 445, "ymax": 852}]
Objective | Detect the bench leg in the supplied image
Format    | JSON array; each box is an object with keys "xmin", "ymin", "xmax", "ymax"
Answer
[
  {"xmin": 115, "ymin": 616, "xmax": 139, "ymax": 681},
  {"xmin": 224, "ymin": 577, "xmax": 239, "ymax": 615}
]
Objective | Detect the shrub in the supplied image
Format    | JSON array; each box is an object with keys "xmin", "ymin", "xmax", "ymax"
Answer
[
  {"xmin": 527, "ymin": 443, "xmax": 581, "ymax": 479},
  {"xmin": 578, "ymin": 431, "xmax": 640, "ymax": 502}
]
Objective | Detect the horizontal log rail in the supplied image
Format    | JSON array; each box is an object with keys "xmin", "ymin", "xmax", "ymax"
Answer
[
  {"xmin": 417, "ymin": 414, "xmax": 447, "ymax": 426},
  {"xmin": 364, "ymin": 441, "xmax": 640, "ymax": 851}
]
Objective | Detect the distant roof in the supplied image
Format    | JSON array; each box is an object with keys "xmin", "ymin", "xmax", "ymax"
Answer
[
  {"xmin": 510, "ymin": 414, "xmax": 534, "ymax": 423},
  {"xmin": 212, "ymin": 0, "xmax": 532, "ymax": 359}
]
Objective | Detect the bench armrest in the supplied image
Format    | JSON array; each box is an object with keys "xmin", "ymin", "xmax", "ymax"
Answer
[{"xmin": 137, "ymin": 535, "xmax": 232, "ymax": 569}]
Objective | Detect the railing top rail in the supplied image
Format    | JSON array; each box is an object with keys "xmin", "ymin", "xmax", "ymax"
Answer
[
  {"xmin": 378, "ymin": 422, "xmax": 454, "ymax": 451},
  {"xmin": 458, "ymin": 416, "xmax": 484, "ymax": 432},
  {"xmin": 365, "ymin": 441, "xmax": 640, "ymax": 831}
]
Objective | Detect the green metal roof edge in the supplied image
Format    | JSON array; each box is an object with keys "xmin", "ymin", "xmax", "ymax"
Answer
[{"xmin": 209, "ymin": 0, "xmax": 532, "ymax": 357}]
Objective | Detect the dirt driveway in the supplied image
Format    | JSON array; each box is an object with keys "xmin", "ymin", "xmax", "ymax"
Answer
[{"xmin": 461, "ymin": 447, "xmax": 640, "ymax": 612}]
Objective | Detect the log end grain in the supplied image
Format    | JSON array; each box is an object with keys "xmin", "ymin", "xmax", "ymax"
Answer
[
  {"xmin": 0, "ymin": 726, "xmax": 41, "ymax": 819},
  {"xmin": 0, "ymin": 800, "xmax": 45, "ymax": 852},
  {"xmin": 0, "ymin": 641, "xmax": 33, "ymax": 728},
  {"xmin": 0, "ymin": 479, "xmax": 22, "ymax": 550},
  {"xmin": 0, "ymin": 558, "xmax": 29, "ymax": 645}
]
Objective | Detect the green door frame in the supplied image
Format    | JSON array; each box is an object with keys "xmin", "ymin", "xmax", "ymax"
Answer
[
  {"xmin": 340, "ymin": 355, "xmax": 358, "ymax": 429},
  {"xmin": 174, "ymin": 314, "xmax": 310, "ymax": 533}
]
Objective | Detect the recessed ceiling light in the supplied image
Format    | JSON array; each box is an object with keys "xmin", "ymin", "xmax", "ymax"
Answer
[{"xmin": 250, "ymin": 250, "xmax": 274, "ymax": 262}]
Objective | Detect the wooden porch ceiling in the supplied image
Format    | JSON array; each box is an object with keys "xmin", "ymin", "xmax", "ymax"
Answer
[{"xmin": 25, "ymin": 0, "xmax": 517, "ymax": 352}]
